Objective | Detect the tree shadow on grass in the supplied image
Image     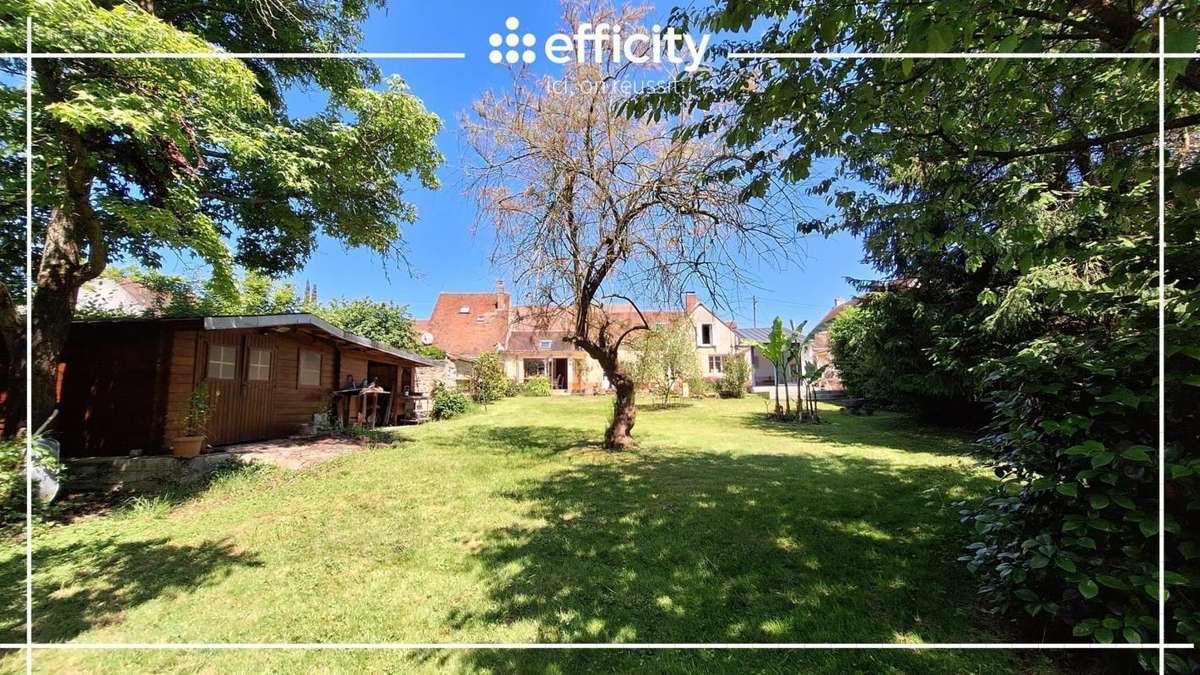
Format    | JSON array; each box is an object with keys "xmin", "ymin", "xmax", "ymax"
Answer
[
  {"xmin": 31, "ymin": 536, "xmax": 261, "ymax": 642},
  {"xmin": 413, "ymin": 647, "xmax": 1044, "ymax": 675},
  {"xmin": 739, "ymin": 410, "xmax": 975, "ymax": 458},
  {"xmin": 640, "ymin": 402, "xmax": 694, "ymax": 412},
  {"xmin": 456, "ymin": 425, "xmax": 600, "ymax": 458},
  {"xmin": 447, "ymin": 446, "xmax": 1002, "ymax": 649},
  {"xmin": 0, "ymin": 538, "xmax": 23, "ymax": 642}
]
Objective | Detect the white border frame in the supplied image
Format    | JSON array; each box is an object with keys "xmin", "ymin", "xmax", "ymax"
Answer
[{"xmin": 8, "ymin": 13, "xmax": 1194, "ymax": 675}]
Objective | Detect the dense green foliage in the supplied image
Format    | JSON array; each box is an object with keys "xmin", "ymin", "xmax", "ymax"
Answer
[
  {"xmin": 1164, "ymin": 74, "xmax": 1200, "ymax": 668},
  {"xmin": 0, "ymin": 59, "xmax": 25, "ymax": 434},
  {"xmin": 521, "ymin": 376, "xmax": 553, "ymax": 397},
  {"xmin": 717, "ymin": 355, "xmax": 751, "ymax": 399},
  {"xmin": 430, "ymin": 382, "xmax": 470, "ymax": 421},
  {"xmin": 25, "ymin": 0, "xmax": 443, "ymax": 288},
  {"xmin": 827, "ymin": 295, "xmax": 987, "ymax": 422},
  {"xmin": 314, "ymin": 297, "xmax": 442, "ymax": 358},
  {"xmin": 635, "ymin": 0, "xmax": 1199, "ymax": 658},
  {"xmin": 470, "ymin": 352, "xmax": 507, "ymax": 405},
  {"xmin": 0, "ymin": 436, "xmax": 24, "ymax": 529}
]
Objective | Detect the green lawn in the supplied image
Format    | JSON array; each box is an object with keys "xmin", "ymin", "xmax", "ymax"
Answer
[{"xmin": 17, "ymin": 396, "xmax": 1057, "ymax": 673}]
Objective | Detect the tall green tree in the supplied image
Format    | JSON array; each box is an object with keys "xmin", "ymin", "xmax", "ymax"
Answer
[
  {"xmin": 23, "ymin": 0, "xmax": 443, "ymax": 430},
  {"xmin": 754, "ymin": 317, "xmax": 789, "ymax": 416},
  {"xmin": 633, "ymin": 0, "xmax": 1200, "ymax": 658}
]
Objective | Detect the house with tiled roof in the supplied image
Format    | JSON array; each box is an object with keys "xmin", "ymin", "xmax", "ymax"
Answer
[
  {"xmin": 804, "ymin": 297, "xmax": 860, "ymax": 396},
  {"xmin": 735, "ymin": 296, "xmax": 859, "ymax": 394},
  {"xmin": 417, "ymin": 282, "xmax": 750, "ymax": 393},
  {"xmin": 77, "ymin": 277, "xmax": 172, "ymax": 316}
]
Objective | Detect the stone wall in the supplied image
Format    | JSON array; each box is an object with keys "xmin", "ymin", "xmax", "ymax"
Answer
[{"xmin": 66, "ymin": 453, "xmax": 238, "ymax": 494}]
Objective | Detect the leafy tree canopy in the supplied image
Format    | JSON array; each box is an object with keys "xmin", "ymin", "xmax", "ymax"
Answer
[
  {"xmin": 630, "ymin": 0, "xmax": 1200, "ymax": 660},
  {"xmin": 17, "ymin": 0, "xmax": 445, "ymax": 426}
]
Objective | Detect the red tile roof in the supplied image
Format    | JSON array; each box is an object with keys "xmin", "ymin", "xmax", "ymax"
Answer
[
  {"xmin": 420, "ymin": 291, "xmax": 721, "ymax": 356},
  {"xmin": 421, "ymin": 292, "xmax": 510, "ymax": 357}
]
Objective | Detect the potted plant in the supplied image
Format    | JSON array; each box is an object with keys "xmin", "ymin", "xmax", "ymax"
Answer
[{"xmin": 172, "ymin": 383, "xmax": 210, "ymax": 458}]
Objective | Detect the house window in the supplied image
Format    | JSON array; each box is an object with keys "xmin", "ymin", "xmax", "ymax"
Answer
[
  {"xmin": 700, "ymin": 323, "xmax": 713, "ymax": 346},
  {"xmin": 299, "ymin": 351, "xmax": 322, "ymax": 387},
  {"xmin": 207, "ymin": 344, "xmax": 237, "ymax": 380},
  {"xmin": 524, "ymin": 359, "xmax": 546, "ymax": 378},
  {"xmin": 708, "ymin": 355, "xmax": 723, "ymax": 373},
  {"xmin": 539, "ymin": 339, "xmax": 553, "ymax": 350},
  {"xmin": 459, "ymin": 306, "xmax": 471, "ymax": 314},
  {"xmin": 247, "ymin": 348, "xmax": 271, "ymax": 381}
]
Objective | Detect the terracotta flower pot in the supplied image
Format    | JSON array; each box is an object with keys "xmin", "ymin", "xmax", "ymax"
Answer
[{"xmin": 172, "ymin": 435, "xmax": 206, "ymax": 458}]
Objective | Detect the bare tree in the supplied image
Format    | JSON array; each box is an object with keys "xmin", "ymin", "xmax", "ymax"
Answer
[{"xmin": 463, "ymin": 1, "xmax": 796, "ymax": 449}]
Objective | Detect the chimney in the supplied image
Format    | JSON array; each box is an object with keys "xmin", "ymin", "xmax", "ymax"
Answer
[
  {"xmin": 496, "ymin": 280, "xmax": 508, "ymax": 311},
  {"xmin": 833, "ymin": 296, "xmax": 844, "ymax": 307},
  {"xmin": 685, "ymin": 291, "xmax": 698, "ymax": 312}
]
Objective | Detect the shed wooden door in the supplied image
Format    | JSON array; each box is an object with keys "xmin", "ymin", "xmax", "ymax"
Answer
[{"xmin": 204, "ymin": 334, "xmax": 275, "ymax": 445}]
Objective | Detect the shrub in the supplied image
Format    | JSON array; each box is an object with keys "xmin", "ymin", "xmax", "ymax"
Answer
[
  {"xmin": 718, "ymin": 356, "xmax": 751, "ymax": 398},
  {"xmin": 521, "ymin": 376, "xmax": 552, "ymax": 397},
  {"xmin": 432, "ymin": 383, "xmax": 470, "ymax": 420},
  {"xmin": 1, "ymin": 435, "xmax": 64, "ymax": 529},
  {"xmin": 960, "ymin": 332, "xmax": 1159, "ymax": 646},
  {"xmin": 504, "ymin": 378, "xmax": 523, "ymax": 397},
  {"xmin": 183, "ymin": 383, "xmax": 210, "ymax": 436},
  {"xmin": 687, "ymin": 377, "xmax": 713, "ymax": 398},
  {"xmin": 471, "ymin": 351, "xmax": 507, "ymax": 404}
]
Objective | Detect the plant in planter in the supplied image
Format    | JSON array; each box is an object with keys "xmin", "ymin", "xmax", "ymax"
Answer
[{"xmin": 172, "ymin": 383, "xmax": 210, "ymax": 458}]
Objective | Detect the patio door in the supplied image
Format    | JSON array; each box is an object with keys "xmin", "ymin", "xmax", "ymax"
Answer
[{"xmin": 552, "ymin": 358, "xmax": 568, "ymax": 390}]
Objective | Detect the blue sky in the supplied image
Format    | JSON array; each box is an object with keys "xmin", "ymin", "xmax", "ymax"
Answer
[{"xmin": 159, "ymin": 0, "xmax": 876, "ymax": 331}]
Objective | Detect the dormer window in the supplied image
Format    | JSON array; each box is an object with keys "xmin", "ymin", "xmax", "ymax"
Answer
[
  {"xmin": 459, "ymin": 306, "xmax": 471, "ymax": 314},
  {"xmin": 475, "ymin": 316, "xmax": 486, "ymax": 323}
]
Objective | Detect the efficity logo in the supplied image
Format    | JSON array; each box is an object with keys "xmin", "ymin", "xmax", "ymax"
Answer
[{"xmin": 488, "ymin": 16, "xmax": 711, "ymax": 72}]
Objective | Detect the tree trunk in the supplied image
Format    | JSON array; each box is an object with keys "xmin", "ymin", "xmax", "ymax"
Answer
[
  {"xmin": 31, "ymin": 282, "xmax": 77, "ymax": 429},
  {"xmin": 606, "ymin": 374, "xmax": 637, "ymax": 449},
  {"xmin": 783, "ymin": 358, "xmax": 791, "ymax": 417},
  {"xmin": 773, "ymin": 366, "xmax": 780, "ymax": 414},
  {"xmin": 30, "ymin": 205, "xmax": 102, "ymax": 430},
  {"xmin": 29, "ymin": 60, "xmax": 106, "ymax": 432}
]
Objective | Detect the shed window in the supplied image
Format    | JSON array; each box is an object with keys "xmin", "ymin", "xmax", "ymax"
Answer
[
  {"xmin": 700, "ymin": 323, "xmax": 714, "ymax": 346},
  {"xmin": 299, "ymin": 351, "xmax": 322, "ymax": 387},
  {"xmin": 248, "ymin": 348, "xmax": 272, "ymax": 381},
  {"xmin": 207, "ymin": 344, "xmax": 237, "ymax": 380}
]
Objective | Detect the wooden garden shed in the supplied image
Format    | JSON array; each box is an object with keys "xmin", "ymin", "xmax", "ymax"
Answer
[{"xmin": 54, "ymin": 314, "xmax": 438, "ymax": 458}]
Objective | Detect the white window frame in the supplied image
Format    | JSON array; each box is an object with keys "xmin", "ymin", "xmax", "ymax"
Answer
[
  {"xmin": 207, "ymin": 344, "xmax": 237, "ymax": 380},
  {"xmin": 709, "ymin": 355, "xmax": 723, "ymax": 373},
  {"xmin": 539, "ymin": 339, "xmax": 553, "ymax": 350},
  {"xmin": 700, "ymin": 323, "xmax": 714, "ymax": 346},
  {"xmin": 247, "ymin": 347, "xmax": 272, "ymax": 382},
  {"xmin": 299, "ymin": 351, "xmax": 322, "ymax": 387}
]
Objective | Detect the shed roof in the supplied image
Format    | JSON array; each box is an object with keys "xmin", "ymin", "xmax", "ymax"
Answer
[{"xmin": 74, "ymin": 313, "xmax": 440, "ymax": 367}]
